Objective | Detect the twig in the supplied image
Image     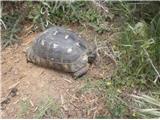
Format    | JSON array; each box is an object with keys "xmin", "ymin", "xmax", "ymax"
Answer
[
  {"xmin": 69, "ymin": 101, "xmax": 79, "ymax": 109},
  {"xmin": 92, "ymin": 0, "xmax": 109, "ymax": 14},
  {"xmin": 66, "ymin": 91, "xmax": 79, "ymax": 100},
  {"xmin": 8, "ymin": 81, "xmax": 20, "ymax": 90},
  {"xmin": 93, "ymin": 110, "xmax": 97, "ymax": 119},
  {"xmin": 94, "ymin": 35, "xmax": 118, "ymax": 66},
  {"xmin": 25, "ymin": 24, "xmax": 34, "ymax": 31},
  {"xmin": 97, "ymin": 47, "xmax": 117, "ymax": 66},
  {"xmin": 13, "ymin": 99, "xmax": 19, "ymax": 104},
  {"xmin": 61, "ymin": 95, "xmax": 68, "ymax": 111},
  {"xmin": 63, "ymin": 78, "xmax": 72, "ymax": 83},
  {"xmin": 33, "ymin": 107, "xmax": 38, "ymax": 112},
  {"xmin": 61, "ymin": 95, "xmax": 64, "ymax": 105},
  {"xmin": 30, "ymin": 99, "xmax": 34, "ymax": 107},
  {"xmin": 0, "ymin": 19, "xmax": 7, "ymax": 29},
  {"xmin": 143, "ymin": 48, "xmax": 160, "ymax": 83}
]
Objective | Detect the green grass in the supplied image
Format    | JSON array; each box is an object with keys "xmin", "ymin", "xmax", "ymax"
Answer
[
  {"xmin": 131, "ymin": 94, "xmax": 160, "ymax": 118},
  {"xmin": 114, "ymin": 18, "xmax": 160, "ymax": 89},
  {"xmin": 109, "ymin": 1, "xmax": 160, "ymax": 118},
  {"xmin": 17, "ymin": 97, "xmax": 60, "ymax": 119},
  {"xmin": 17, "ymin": 100, "xmax": 31, "ymax": 118},
  {"xmin": 1, "ymin": 1, "xmax": 108, "ymax": 48},
  {"xmin": 34, "ymin": 96, "xmax": 60, "ymax": 119},
  {"xmin": 77, "ymin": 79, "xmax": 133, "ymax": 118},
  {"xmin": 89, "ymin": 1, "xmax": 160, "ymax": 118}
]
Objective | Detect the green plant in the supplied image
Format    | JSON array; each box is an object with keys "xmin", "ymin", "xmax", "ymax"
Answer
[
  {"xmin": 107, "ymin": 2, "xmax": 160, "ymax": 118},
  {"xmin": 114, "ymin": 18, "xmax": 160, "ymax": 89},
  {"xmin": 104, "ymin": 86, "xmax": 133, "ymax": 118},
  {"xmin": 131, "ymin": 94, "xmax": 160, "ymax": 118},
  {"xmin": 28, "ymin": 1, "xmax": 107, "ymax": 31},
  {"xmin": 34, "ymin": 97, "xmax": 60, "ymax": 119},
  {"xmin": 1, "ymin": 1, "xmax": 108, "ymax": 48},
  {"xmin": 79, "ymin": 79, "xmax": 133, "ymax": 118},
  {"xmin": 17, "ymin": 100, "xmax": 31, "ymax": 118}
]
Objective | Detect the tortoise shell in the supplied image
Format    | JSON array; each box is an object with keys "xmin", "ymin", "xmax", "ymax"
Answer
[{"xmin": 26, "ymin": 26, "xmax": 96, "ymax": 77}]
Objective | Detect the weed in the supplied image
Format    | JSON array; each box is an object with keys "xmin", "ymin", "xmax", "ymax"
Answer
[
  {"xmin": 78, "ymin": 78, "xmax": 107, "ymax": 94},
  {"xmin": 130, "ymin": 94, "xmax": 160, "ymax": 118},
  {"xmin": 1, "ymin": 1, "xmax": 108, "ymax": 48},
  {"xmin": 109, "ymin": 2, "xmax": 160, "ymax": 118},
  {"xmin": 77, "ymin": 79, "xmax": 133, "ymax": 118},
  {"xmin": 34, "ymin": 96, "xmax": 60, "ymax": 119},
  {"xmin": 17, "ymin": 100, "xmax": 30, "ymax": 118},
  {"xmin": 104, "ymin": 86, "xmax": 133, "ymax": 118},
  {"xmin": 1, "ymin": 2, "xmax": 30, "ymax": 48},
  {"xmin": 114, "ymin": 20, "xmax": 160, "ymax": 89}
]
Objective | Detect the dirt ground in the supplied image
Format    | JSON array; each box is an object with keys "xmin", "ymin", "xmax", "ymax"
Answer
[{"xmin": 1, "ymin": 25, "xmax": 115, "ymax": 118}]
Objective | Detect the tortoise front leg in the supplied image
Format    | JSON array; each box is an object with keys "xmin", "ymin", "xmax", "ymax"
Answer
[{"xmin": 72, "ymin": 64, "xmax": 89, "ymax": 79}]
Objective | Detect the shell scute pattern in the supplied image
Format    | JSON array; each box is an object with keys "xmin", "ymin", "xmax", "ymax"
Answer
[{"xmin": 26, "ymin": 26, "xmax": 97, "ymax": 78}]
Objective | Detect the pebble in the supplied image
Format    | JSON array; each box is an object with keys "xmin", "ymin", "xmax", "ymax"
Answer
[{"xmin": 14, "ymin": 59, "xmax": 20, "ymax": 63}]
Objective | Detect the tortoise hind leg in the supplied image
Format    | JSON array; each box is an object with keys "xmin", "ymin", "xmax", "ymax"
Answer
[
  {"xmin": 72, "ymin": 64, "xmax": 89, "ymax": 79},
  {"xmin": 26, "ymin": 47, "xmax": 38, "ymax": 64},
  {"xmin": 25, "ymin": 47, "xmax": 33, "ymax": 63}
]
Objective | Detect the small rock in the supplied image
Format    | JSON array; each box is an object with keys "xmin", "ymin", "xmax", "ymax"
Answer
[
  {"xmin": 1, "ymin": 97, "xmax": 11, "ymax": 110},
  {"xmin": 1, "ymin": 61, "xmax": 5, "ymax": 64},
  {"xmin": 9, "ymin": 88, "xmax": 18, "ymax": 97},
  {"xmin": 1, "ymin": 97, "xmax": 10, "ymax": 105},
  {"xmin": 14, "ymin": 59, "xmax": 20, "ymax": 63},
  {"xmin": 14, "ymin": 71, "xmax": 18, "ymax": 75},
  {"xmin": 2, "ymin": 71, "xmax": 7, "ymax": 75},
  {"xmin": 13, "ymin": 99, "xmax": 19, "ymax": 104}
]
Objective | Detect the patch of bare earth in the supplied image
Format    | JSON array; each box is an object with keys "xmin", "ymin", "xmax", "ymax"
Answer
[{"xmin": 1, "ymin": 25, "xmax": 115, "ymax": 118}]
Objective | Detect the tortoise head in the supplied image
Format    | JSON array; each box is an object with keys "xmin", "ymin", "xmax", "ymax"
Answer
[
  {"xmin": 88, "ymin": 52, "xmax": 97, "ymax": 64},
  {"xmin": 87, "ymin": 43, "xmax": 97, "ymax": 64}
]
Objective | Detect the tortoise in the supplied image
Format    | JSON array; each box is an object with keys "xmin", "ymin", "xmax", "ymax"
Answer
[{"xmin": 26, "ymin": 26, "xmax": 97, "ymax": 78}]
